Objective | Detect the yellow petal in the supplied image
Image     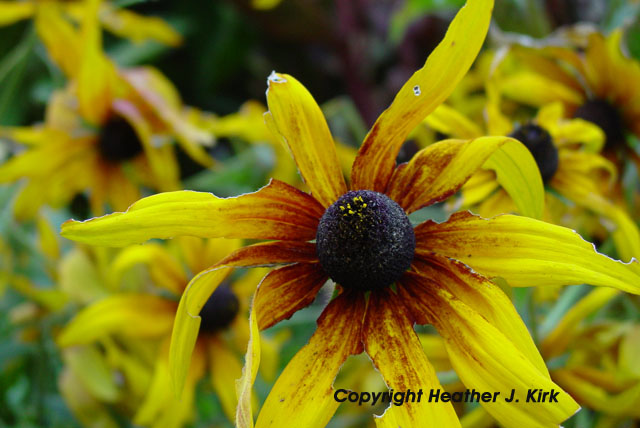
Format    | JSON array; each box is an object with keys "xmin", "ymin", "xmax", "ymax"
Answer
[
  {"xmin": 363, "ymin": 289, "xmax": 459, "ymax": 427},
  {"xmin": 236, "ymin": 297, "xmax": 260, "ymax": 428},
  {"xmin": 387, "ymin": 137, "xmax": 544, "ymax": 219},
  {"xmin": 36, "ymin": 215, "xmax": 60, "ymax": 261},
  {"xmin": 122, "ymin": 67, "xmax": 215, "ymax": 167},
  {"xmin": 551, "ymin": 166, "xmax": 640, "ymax": 262},
  {"xmin": 35, "ymin": 4, "xmax": 82, "ymax": 78},
  {"xmin": 209, "ymin": 336, "xmax": 243, "ymax": 422},
  {"xmin": 407, "ymin": 255, "xmax": 548, "ymax": 375},
  {"xmin": 111, "ymin": 99, "xmax": 180, "ymax": 192},
  {"xmin": 0, "ymin": 1, "xmax": 34, "ymax": 25},
  {"xmin": 57, "ymin": 294, "xmax": 176, "ymax": 347},
  {"xmin": 61, "ymin": 179, "xmax": 324, "ymax": 246},
  {"xmin": 78, "ymin": 0, "xmax": 116, "ymax": 125},
  {"xmin": 351, "ymin": 0, "xmax": 494, "ymax": 192},
  {"xmin": 256, "ymin": 292, "xmax": 365, "ymax": 428},
  {"xmin": 553, "ymin": 368, "xmax": 640, "ymax": 418},
  {"xmin": 111, "ymin": 243, "xmax": 187, "ymax": 294},
  {"xmin": 499, "ymin": 72, "xmax": 584, "ymax": 108},
  {"xmin": 548, "ymin": 118, "xmax": 605, "ymax": 153},
  {"xmin": 415, "ymin": 211, "xmax": 640, "ymax": 292},
  {"xmin": 59, "ymin": 247, "xmax": 109, "ymax": 304},
  {"xmin": 169, "ymin": 240, "xmax": 317, "ymax": 396},
  {"xmin": 541, "ymin": 287, "xmax": 620, "ymax": 358},
  {"xmin": 63, "ymin": 346, "xmax": 121, "ymax": 402},
  {"xmin": 422, "ymin": 104, "xmax": 483, "ymax": 139},
  {"xmin": 58, "ymin": 367, "xmax": 119, "ymax": 428},
  {"xmin": 265, "ymin": 72, "xmax": 347, "ymax": 208},
  {"xmin": 99, "ymin": 3, "xmax": 183, "ymax": 46},
  {"xmin": 255, "ymin": 263, "xmax": 327, "ymax": 330},
  {"xmin": 404, "ymin": 275, "xmax": 580, "ymax": 428},
  {"xmin": 170, "ymin": 267, "xmax": 232, "ymax": 396}
]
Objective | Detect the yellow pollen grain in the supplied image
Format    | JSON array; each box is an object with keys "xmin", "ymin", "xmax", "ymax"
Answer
[{"xmin": 348, "ymin": 210, "xmax": 355, "ymax": 215}]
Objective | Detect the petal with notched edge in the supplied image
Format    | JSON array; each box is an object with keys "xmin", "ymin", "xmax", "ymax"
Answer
[
  {"xmin": 415, "ymin": 211, "xmax": 640, "ymax": 292},
  {"xmin": 61, "ymin": 179, "xmax": 324, "ymax": 246},
  {"xmin": 402, "ymin": 274, "xmax": 580, "ymax": 428},
  {"xmin": 350, "ymin": 0, "xmax": 493, "ymax": 192},
  {"xmin": 363, "ymin": 288, "xmax": 460, "ymax": 428},
  {"xmin": 255, "ymin": 263, "xmax": 327, "ymax": 330},
  {"xmin": 256, "ymin": 292, "xmax": 365, "ymax": 428},
  {"xmin": 403, "ymin": 255, "xmax": 548, "ymax": 375},
  {"xmin": 387, "ymin": 137, "xmax": 543, "ymax": 219},
  {"xmin": 265, "ymin": 72, "xmax": 347, "ymax": 208}
]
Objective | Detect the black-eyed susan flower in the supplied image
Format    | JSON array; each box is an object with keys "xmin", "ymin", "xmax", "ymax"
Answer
[
  {"xmin": 61, "ymin": 0, "xmax": 640, "ymax": 426},
  {"xmin": 0, "ymin": 0, "xmax": 182, "ymax": 46},
  {"xmin": 499, "ymin": 30, "xmax": 640, "ymax": 172},
  {"xmin": 0, "ymin": 0, "xmax": 212, "ymax": 219},
  {"xmin": 57, "ymin": 237, "xmax": 282, "ymax": 428},
  {"xmin": 426, "ymin": 99, "xmax": 640, "ymax": 262}
]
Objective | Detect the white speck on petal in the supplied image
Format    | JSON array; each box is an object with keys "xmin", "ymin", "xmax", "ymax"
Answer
[
  {"xmin": 413, "ymin": 85, "xmax": 421, "ymax": 96},
  {"xmin": 268, "ymin": 70, "xmax": 287, "ymax": 84}
]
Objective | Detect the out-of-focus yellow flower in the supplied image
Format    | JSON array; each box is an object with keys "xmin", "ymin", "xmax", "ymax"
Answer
[
  {"xmin": 426, "ymin": 98, "xmax": 640, "ymax": 263},
  {"xmin": 539, "ymin": 286, "xmax": 640, "ymax": 422},
  {"xmin": 57, "ymin": 237, "xmax": 283, "ymax": 428},
  {"xmin": 0, "ymin": 0, "xmax": 213, "ymax": 219},
  {"xmin": 499, "ymin": 30, "xmax": 640, "ymax": 175},
  {"xmin": 0, "ymin": 0, "xmax": 182, "ymax": 46}
]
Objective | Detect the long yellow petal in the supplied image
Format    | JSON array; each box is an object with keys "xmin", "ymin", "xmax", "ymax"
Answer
[
  {"xmin": 236, "ymin": 297, "xmax": 260, "ymax": 428},
  {"xmin": 351, "ymin": 0, "xmax": 494, "ymax": 192},
  {"xmin": 57, "ymin": 294, "xmax": 176, "ymax": 347},
  {"xmin": 209, "ymin": 336, "xmax": 243, "ymax": 423},
  {"xmin": 406, "ymin": 255, "xmax": 548, "ymax": 375},
  {"xmin": 422, "ymin": 104, "xmax": 483, "ymax": 139},
  {"xmin": 387, "ymin": 137, "xmax": 543, "ymax": 219},
  {"xmin": 99, "ymin": 3, "xmax": 183, "ymax": 46},
  {"xmin": 35, "ymin": 4, "xmax": 82, "ymax": 78},
  {"xmin": 78, "ymin": 0, "xmax": 115, "ymax": 125},
  {"xmin": 363, "ymin": 289, "xmax": 459, "ymax": 428},
  {"xmin": 256, "ymin": 292, "xmax": 365, "ymax": 428},
  {"xmin": 0, "ymin": 1, "xmax": 35, "ymax": 25},
  {"xmin": 61, "ymin": 179, "xmax": 324, "ymax": 246},
  {"xmin": 265, "ymin": 72, "xmax": 347, "ymax": 208},
  {"xmin": 500, "ymin": 72, "xmax": 584, "ymax": 108},
  {"xmin": 404, "ymin": 276, "xmax": 580, "ymax": 428},
  {"xmin": 415, "ymin": 211, "xmax": 640, "ymax": 292}
]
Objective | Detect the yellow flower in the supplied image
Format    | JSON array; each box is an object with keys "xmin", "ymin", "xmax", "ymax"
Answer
[
  {"xmin": 425, "ymin": 99, "xmax": 640, "ymax": 262},
  {"xmin": 0, "ymin": 0, "xmax": 182, "ymax": 46},
  {"xmin": 61, "ymin": 0, "xmax": 640, "ymax": 426},
  {"xmin": 499, "ymin": 30, "xmax": 640, "ymax": 172},
  {"xmin": 0, "ymin": 0, "xmax": 213, "ymax": 219},
  {"xmin": 57, "ymin": 237, "xmax": 280, "ymax": 427}
]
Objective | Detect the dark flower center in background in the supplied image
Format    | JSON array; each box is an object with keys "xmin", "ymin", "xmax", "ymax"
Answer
[
  {"xmin": 509, "ymin": 123, "xmax": 559, "ymax": 183},
  {"xmin": 573, "ymin": 98, "xmax": 625, "ymax": 150},
  {"xmin": 97, "ymin": 116, "xmax": 143, "ymax": 163},
  {"xmin": 199, "ymin": 285, "xmax": 240, "ymax": 334},
  {"xmin": 69, "ymin": 193, "xmax": 90, "ymax": 221},
  {"xmin": 316, "ymin": 190, "xmax": 415, "ymax": 291}
]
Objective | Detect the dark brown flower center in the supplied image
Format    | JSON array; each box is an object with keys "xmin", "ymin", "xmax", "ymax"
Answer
[
  {"xmin": 316, "ymin": 190, "xmax": 415, "ymax": 291},
  {"xmin": 509, "ymin": 123, "xmax": 559, "ymax": 183},
  {"xmin": 573, "ymin": 98, "xmax": 625, "ymax": 150},
  {"xmin": 199, "ymin": 285, "xmax": 240, "ymax": 334},
  {"xmin": 97, "ymin": 116, "xmax": 143, "ymax": 163}
]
